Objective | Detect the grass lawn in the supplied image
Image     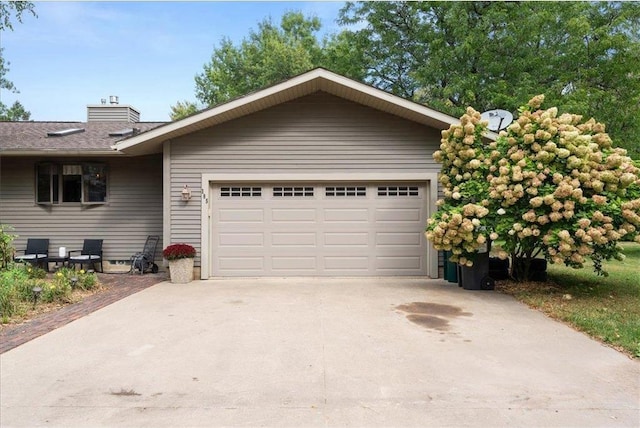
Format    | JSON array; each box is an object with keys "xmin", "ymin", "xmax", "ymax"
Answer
[{"xmin": 496, "ymin": 242, "xmax": 640, "ymax": 359}]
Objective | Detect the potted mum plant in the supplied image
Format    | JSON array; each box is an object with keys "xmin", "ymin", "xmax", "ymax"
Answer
[{"xmin": 163, "ymin": 243, "xmax": 196, "ymax": 284}]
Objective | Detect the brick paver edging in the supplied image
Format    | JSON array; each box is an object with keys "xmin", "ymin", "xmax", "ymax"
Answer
[{"xmin": 0, "ymin": 273, "xmax": 167, "ymax": 354}]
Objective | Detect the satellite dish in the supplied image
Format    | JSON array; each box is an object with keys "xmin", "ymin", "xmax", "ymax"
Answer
[{"xmin": 480, "ymin": 109, "xmax": 514, "ymax": 132}]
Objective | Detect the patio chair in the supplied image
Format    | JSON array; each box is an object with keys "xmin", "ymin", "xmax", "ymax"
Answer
[
  {"xmin": 129, "ymin": 235, "xmax": 159, "ymax": 275},
  {"xmin": 69, "ymin": 239, "xmax": 103, "ymax": 272},
  {"xmin": 14, "ymin": 238, "xmax": 49, "ymax": 270}
]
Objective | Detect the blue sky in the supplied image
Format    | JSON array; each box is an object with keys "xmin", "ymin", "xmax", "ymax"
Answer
[{"xmin": 0, "ymin": 1, "xmax": 346, "ymax": 122}]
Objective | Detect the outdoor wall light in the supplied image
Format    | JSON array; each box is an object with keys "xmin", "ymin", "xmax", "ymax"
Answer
[
  {"xmin": 181, "ymin": 185, "xmax": 192, "ymax": 201},
  {"xmin": 32, "ymin": 286, "xmax": 42, "ymax": 307}
]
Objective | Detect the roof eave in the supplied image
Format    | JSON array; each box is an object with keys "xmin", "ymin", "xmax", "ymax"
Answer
[
  {"xmin": 0, "ymin": 149, "xmax": 125, "ymax": 157},
  {"xmin": 114, "ymin": 68, "xmax": 471, "ymax": 155}
]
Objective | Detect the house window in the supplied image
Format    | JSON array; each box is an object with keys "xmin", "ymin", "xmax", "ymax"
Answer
[{"xmin": 36, "ymin": 163, "xmax": 107, "ymax": 204}]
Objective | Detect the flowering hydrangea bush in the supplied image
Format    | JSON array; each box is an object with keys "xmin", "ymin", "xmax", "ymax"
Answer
[
  {"xmin": 426, "ymin": 95, "xmax": 640, "ymax": 279},
  {"xmin": 162, "ymin": 243, "xmax": 196, "ymax": 261}
]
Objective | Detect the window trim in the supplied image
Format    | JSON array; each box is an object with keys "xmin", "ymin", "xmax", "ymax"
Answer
[
  {"xmin": 36, "ymin": 162, "xmax": 56, "ymax": 205},
  {"xmin": 35, "ymin": 162, "xmax": 108, "ymax": 205},
  {"xmin": 81, "ymin": 163, "xmax": 108, "ymax": 205}
]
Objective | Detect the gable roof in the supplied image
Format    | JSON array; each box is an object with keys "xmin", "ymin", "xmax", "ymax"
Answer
[
  {"xmin": 0, "ymin": 121, "xmax": 165, "ymax": 156},
  {"xmin": 113, "ymin": 68, "xmax": 465, "ymax": 156}
]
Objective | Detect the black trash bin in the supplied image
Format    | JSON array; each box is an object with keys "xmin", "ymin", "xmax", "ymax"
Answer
[
  {"xmin": 443, "ymin": 250, "xmax": 458, "ymax": 283},
  {"xmin": 460, "ymin": 241, "xmax": 495, "ymax": 291}
]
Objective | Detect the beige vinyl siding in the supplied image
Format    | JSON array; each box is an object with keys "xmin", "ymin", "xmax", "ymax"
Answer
[
  {"xmin": 87, "ymin": 105, "xmax": 140, "ymax": 123},
  {"xmin": 169, "ymin": 92, "xmax": 443, "ymax": 266},
  {"xmin": 0, "ymin": 154, "xmax": 163, "ymax": 264}
]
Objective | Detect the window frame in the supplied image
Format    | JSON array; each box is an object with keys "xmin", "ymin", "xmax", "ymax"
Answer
[{"xmin": 35, "ymin": 162, "xmax": 108, "ymax": 205}]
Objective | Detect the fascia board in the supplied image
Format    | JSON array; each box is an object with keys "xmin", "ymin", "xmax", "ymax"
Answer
[{"xmin": 0, "ymin": 150, "xmax": 124, "ymax": 157}]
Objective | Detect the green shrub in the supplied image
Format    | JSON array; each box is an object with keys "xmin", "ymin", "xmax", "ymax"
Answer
[
  {"xmin": 0, "ymin": 225, "xmax": 17, "ymax": 271},
  {"xmin": 42, "ymin": 271, "xmax": 72, "ymax": 303},
  {"xmin": 55, "ymin": 267, "xmax": 98, "ymax": 291},
  {"xmin": 0, "ymin": 265, "xmax": 101, "ymax": 322},
  {"xmin": 0, "ymin": 265, "xmax": 37, "ymax": 317},
  {"xmin": 25, "ymin": 265, "xmax": 46, "ymax": 279},
  {"xmin": 0, "ymin": 265, "xmax": 32, "ymax": 301},
  {"xmin": 0, "ymin": 281, "xmax": 18, "ymax": 317},
  {"xmin": 78, "ymin": 271, "xmax": 97, "ymax": 290},
  {"xmin": 428, "ymin": 96, "xmax": 640, "ymax": 281},
  {"xmin": 11, "ymin": 262, "xmax": 47, "ymax": 280}
]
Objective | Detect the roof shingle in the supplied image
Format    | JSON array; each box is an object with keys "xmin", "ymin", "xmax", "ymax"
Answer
[{"xmin": 0, "ymin": 121, "xmax": 166, "ymax": 153}]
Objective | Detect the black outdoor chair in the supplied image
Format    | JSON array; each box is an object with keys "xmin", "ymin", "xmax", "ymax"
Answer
[
  {"xmin": 69, "ymin": 239, "xmax": 103, "ymax": 272},
  {"xmin": 129, "ymin": 235, "xmax": 159, "ymax": 275},
  {"xmin": 14, "ymin": 238, "xmax": 49, "ymax": 270}
]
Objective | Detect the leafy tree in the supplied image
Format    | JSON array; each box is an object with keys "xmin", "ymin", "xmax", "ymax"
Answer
[
  {"xmin": 169, "ymin": 100, "xmax": 200, "ymax": 121},
  {"xmin": 0, "ymin": 1, "xmax": 36, "ymax": 121},
  {"xmin": 0, "ymin": 100, "xmax": 30, "ymax": 121},
  {"xmin": 426, "ymin": 96, "xmax": 640, "ymax": 281},
  {"xmin": 320, "ymin": 30, "xmax": 369, "ymax": 83},
  {"xmin": 173, "ymin": 11, "xmax": 367, "ymax": 114},
  {"xmin": 0, "ymin": 50, "xmax": 15, "ymax": 93},
  {"xmin": 193, "ymin": 12, "xmax": 322, "ymax": 107},
  {"xmin": 0, "ymin": 1, "xmax": 34, "ymax": 31},
  {"xmin": 339, "ymin": 1, "xmax": 640, "ymax": 158}
]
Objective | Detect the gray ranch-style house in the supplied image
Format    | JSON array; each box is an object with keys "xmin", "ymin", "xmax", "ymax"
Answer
[{"xmin": 1, "ymin": 68, "xmax": 461, "ymax": 279}]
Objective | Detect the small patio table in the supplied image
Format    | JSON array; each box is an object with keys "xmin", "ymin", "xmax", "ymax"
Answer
[{"xmin": 47, "ymin": 255, "xmax": 69, "ymax": 271}]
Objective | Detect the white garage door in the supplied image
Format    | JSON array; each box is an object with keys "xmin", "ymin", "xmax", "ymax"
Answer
[{"xmin": 210, "ymin": 183, "xmax": 428, "ymax": 277}]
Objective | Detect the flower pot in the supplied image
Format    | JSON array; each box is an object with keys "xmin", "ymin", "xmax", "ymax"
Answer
[{"xmin": 168, "ymin": 258, "xmax": 194, "ymax": 284}]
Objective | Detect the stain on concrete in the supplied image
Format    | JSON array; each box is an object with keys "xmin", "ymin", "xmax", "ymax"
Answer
[
  {"xmin": 397, "ymin": 302, "xmax": 472, "ymax": 317},
  {"xmin": 397, "ymin": 302, "xmax": 472, "ymax": 332},
  {"xmin": 110, "ymin": 388, "xmax": 141, "ymax": 396},
  {"xmin": 406, "ymin": 314, "xmax": 450, "ymax": 331}
]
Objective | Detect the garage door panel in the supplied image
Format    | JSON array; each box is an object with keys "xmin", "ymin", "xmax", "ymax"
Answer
[
  {"xmin": 324, "ymin": 232, "xmax": 369, "ymax": 246},
  {"xmin": 272, "ymin": 257, "xmax": 317, "ymax": 271},
  {"xmin": 271, "ymin": 233, "xmax": 317, "ymax": 247},
  {"xmin": 211, "ymin": 182, "xmax": 427, "ymax": 277},
  {"xmin": 218, "ymin": 233, "xmax": 264, "ymax": 247},
  {"xmin": 375, "ymin": 208, "xmax": 421, "ymax": 222},
  {"xmin": 324, "ymin": 256, "xmax": 369, "ymax": 271},
  {"xmin": 324, "ymin": 209, "xmax": 369, "ymax": 222},
  {"xmin": 219, "ymin": 257, "xmax": 264, "ymax": 271},
  {"xmin": 376, "ymin": 256, "xmax": 422, "ymax": 270},
  {"xmin": 272, "ymin": 209, "xmax": 317, "ymax": 222},
  {"xmin": 219, "ymin": 209, "xmax": 264, "ymax": 222},
  {"xmin": 376, "ymin": 232, "xmax": 421, "ymax": 246}
]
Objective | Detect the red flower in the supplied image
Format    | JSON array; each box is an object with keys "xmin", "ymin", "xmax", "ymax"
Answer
[{"xmin": 162, "ymin": 243, "xmax": 196, "ymax": 260}]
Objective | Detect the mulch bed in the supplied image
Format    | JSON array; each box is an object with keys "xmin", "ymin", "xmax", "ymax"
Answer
[{"xmin": 0, "ymin": 272, "xmax": 167, "ymax": 354}]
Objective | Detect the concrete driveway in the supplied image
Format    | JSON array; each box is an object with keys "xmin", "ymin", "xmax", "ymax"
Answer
[{"xmin": 1, "ymin": 278, "xmax": 638, "ymax": 427}]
